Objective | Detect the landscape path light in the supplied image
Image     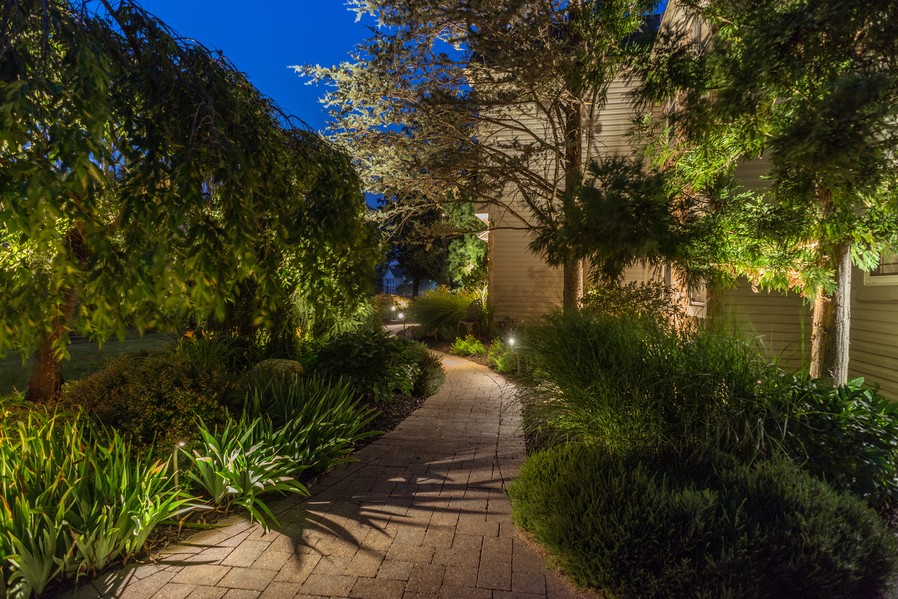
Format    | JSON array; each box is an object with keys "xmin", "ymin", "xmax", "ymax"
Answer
[
  {"xmin": 173, "ymin": 440, "xmax": 186, "ymax": 489},
  {"xmin": 507, "ymin": 336, "xmax": 521, "ymax": 372}
]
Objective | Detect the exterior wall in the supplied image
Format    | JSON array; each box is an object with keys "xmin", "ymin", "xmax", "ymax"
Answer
[
  {"xmin": 851, "ymin": 269, "xmax": 898, "ymax": 398},
  {"xmin": 487, "ymin": 76, "xmax": 646, "ymax": 323},
  {"xmin": 488, "ymin": 227, "xmax": 564, "ymax": 323},
  {"xmin": 713, "ymin": 282, "xmax": 810, "ymax": 371}
]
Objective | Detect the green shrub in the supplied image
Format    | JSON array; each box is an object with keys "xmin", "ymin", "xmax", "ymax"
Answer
[
  {"xmin": 779, "ymin": 375, "xmax": 898, "ymax": 511},
  {"xmin": 175, "ymin": 334, "xmax": 260, "ymax": 374},
  {"xmin": 451, "ymin": 334, "xmax": 486, "ymax": 356},
  {"xmin": 303, "ymin": 329, "xmax": 420, "ymax": 402},
  {"xmin": 0, "ymin": 410, "xmax": 193, "ymax": 598},
  {"xmin": 62, "ymin": 350, "xmax": 238, "ymax": 452},
  {"xmin": 408, "ymin": 289, "xmax": 473, "ymax": 340},
  {"xmin": 521, "ymin": 311, "xmax": 781, "ymax": 458},
  {"xmin": 243, "ymin": 374, "xmax": 379, "ymax": 471},
  {"xmin": 404, "ymin": 341, "xmax": 446, "ymax": 397},
  {"xmin": 487, "ymin": 338, "xmax": 517, "ymax": 374},
  {"xmin": 509, "ymin": 444, "xmax": 898, "ymax": 599}
]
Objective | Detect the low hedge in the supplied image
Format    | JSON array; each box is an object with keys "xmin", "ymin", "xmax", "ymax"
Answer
[
  {"xmin": 61, "ymin": 350, "xmax": 237, "ymax": 452},
  {"xmin": 509, "ymin": 444, "xmax": 898, "ymax": 599},
  {"xmin": 304, "ymin": 328, "xmax": 444, "ymax": 402}
]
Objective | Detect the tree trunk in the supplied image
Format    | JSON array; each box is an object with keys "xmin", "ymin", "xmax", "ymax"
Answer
[
  {"xmin": 561, "ymin": 97, "xmax": 584, "ymax": 313},
  {"xmin": 562, "ymin": 256, "xmax": 583, "ymax": 313},
  {"xmin": 809, "ymin": 292, "xmax": 831, "ymax": 380},
  {"xmin": 830, "ymin": 243, "xmax": 852, "ymax": 385},
  {"xmin": 25, "ymin": 226, "xmax": 86, "ymax": 404},
  {"xmin": 808, "ymin": 244, "xmax": 852, "ymax": 384},
  {"xmin": 412, "ymin": 276, "xmax": 421, "ymax": 297}
]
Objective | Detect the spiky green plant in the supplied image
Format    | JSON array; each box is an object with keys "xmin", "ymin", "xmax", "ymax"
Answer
[
  {"xmin": 408, "ymin": 289, "xmax": 474, "ymax": 340},
  {"xmin": 0, "ymin": 408, "xmax": 194, "ymax": 598}
]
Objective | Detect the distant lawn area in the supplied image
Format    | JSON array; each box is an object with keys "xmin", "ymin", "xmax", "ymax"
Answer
[{"xmin": 0, "ymin": 332, "xmax": 177, "ymax": 396}]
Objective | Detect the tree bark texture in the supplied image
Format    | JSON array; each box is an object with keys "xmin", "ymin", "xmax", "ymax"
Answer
[
  {"xmin": 25, "ymin": 225, "xmax": 87, "ymax": 403},
  {"xmin": 809, "ymin": 293, "xmax": 832, "ymax": 380},
  {"xmin": 830, "ymin": 242, "xmax": 852, "ymax": 385},
  {"xmin": 561, "ymin": 98, "xmax": 584, "ymax": 313}
]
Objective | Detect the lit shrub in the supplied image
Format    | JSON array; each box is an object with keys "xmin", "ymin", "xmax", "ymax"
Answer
[
  {"xmin": 61, "ymin": 351, "xmax": 238, "ymax": 453},
  {"xmin": 303, "ymin": 328, "xmax": 418, "ymax": 402},
  {"xmin": 509, "ymin": 444, "xmax": 898, "ymax": 599},
  {"xmin": 0, "ymin": 409, "xmax": 192, "ymax": 598},
  {"xmin": 487, "ymin": 338, "xmax": 517, "ymax": 374},
  {"xmin": 451, "ymin": 334, "xmax": 486, "ymax": 356},
  {"xmin": 520, "ymin": 311, "xmax": 780, "ymax": 458},
  {"xmin": 186, "ymin": 375, "xmax": 379, "ymax": 528}
]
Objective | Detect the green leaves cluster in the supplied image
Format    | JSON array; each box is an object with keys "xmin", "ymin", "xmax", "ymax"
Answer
[
  {"xmin": 0, "ymin": 0, "xmax": 378, "ymax": 360},
  {"xmin": 634, "ymin": 0, "xmax": 898, "ymax": 295}
]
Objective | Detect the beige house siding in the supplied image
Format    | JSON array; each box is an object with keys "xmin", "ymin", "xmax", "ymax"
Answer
[
  {"xmin": 713, "ymin": 282, "xmax": 810, "ymax": 371},
  {"xmin": 851, "ymin": 270, "xmax": 898, "ymax": 398},
  {"xmin": 487, "ymin": 76, "xmax": 646, "ymax": 323},
  {"xmin": 488, "ymin": 227, "xmax": 563, "ymax": 323}
]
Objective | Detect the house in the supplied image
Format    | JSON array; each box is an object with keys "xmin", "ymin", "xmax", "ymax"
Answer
[
  {"xmin": 380, "ymin": 264, "xmax": 406, "ymax": 294},
  {"xmin": 379, "ymin": 263, "xmax": 438, "ymax": 296},
  {"xmin": 483, "ymin": 0, "xmax": 898, "ymax": 398}
]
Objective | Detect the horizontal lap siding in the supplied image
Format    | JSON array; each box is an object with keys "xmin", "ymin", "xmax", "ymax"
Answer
[
  {"xmin": 487, "ymin": 77, "xmax": 644, "ymax": 323},
  {"xmin": 714, "ymin": 281, "xmax": 810, "ymax": 371},
  {"xmin": 851, "ymin": 272, "xmax": 898, "ymax": 398},
  {"xmin": 488, "ymin": 227, "xmax": 563, "ymax": 322}
]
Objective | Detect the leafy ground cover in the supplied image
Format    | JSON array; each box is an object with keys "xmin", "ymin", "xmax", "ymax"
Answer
[
  {"xmin": 509, "ymin": 284, "xmax": 898, "ymax": 598},
  {"xmin": 0, "ymin": 324, "xmax": 445, "ymax": 599}
]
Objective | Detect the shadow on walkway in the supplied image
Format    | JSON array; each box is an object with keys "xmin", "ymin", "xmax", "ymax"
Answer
[{"xmin": 68, "ymin": 353, "xmax": 596, "ymax": 599}]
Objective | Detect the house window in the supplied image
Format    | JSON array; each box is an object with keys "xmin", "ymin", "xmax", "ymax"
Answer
[{"xmin": 864, "ymin": 252, "xmax": 898, "ymax": 286}]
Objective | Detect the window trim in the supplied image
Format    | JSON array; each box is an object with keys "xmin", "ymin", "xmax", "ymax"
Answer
[{"xmin": 865, "ymin": 252, "xmax": 898, "ymax": 286}]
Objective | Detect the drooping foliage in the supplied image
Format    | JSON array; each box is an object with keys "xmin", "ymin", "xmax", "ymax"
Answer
[{"xmin": 0, "ymin": 0, "xmax": 378, "ymax": 399}]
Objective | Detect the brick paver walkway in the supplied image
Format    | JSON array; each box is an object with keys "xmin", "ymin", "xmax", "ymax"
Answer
[{"xmin": 67, "ymin": 353, "xmax": 596, "ymax": 599}]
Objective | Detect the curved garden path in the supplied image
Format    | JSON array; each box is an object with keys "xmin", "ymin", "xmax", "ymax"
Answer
[{"xmin": 66, "ymin": 353, "xmax": 596, "ymax": 599}]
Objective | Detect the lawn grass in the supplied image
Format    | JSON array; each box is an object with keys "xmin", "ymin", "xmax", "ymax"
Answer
[{"xmin": 0, "ymin": 332, "xmax": 176, "ymax": 396}]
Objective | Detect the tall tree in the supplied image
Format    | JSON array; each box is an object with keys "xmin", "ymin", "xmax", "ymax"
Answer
[
  {"xmin": 0, "ymin": 0, "xmax": 377, "ymax": 401},
  {"xmin": 301, "ymin": 0, "xmax": 658, "ymax": 311},
  {"xmin": 634, "ymin": 0, "xmax": 898, "ymax": 384}
]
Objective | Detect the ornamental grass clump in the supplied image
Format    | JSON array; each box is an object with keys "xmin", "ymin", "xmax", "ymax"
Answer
[
  {"xmin": 0, "ymin": 405, "xmax": 193, "ymax": 599},
  {"xmin": 408, "ymin": 289, "xmax": 474, "ymax": 340},
  {"xmin": 521, "ymin": 310, "xmax": 782, "ymax": 459}
]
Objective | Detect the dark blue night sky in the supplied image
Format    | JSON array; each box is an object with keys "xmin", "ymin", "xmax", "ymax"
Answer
[
  {"xmin": 147, "ymin": 2, "xmax": 372, "ymax": 131},
  {"xmin": 146, "ymin": 2, "xmax": 669, "ymax": 132}
]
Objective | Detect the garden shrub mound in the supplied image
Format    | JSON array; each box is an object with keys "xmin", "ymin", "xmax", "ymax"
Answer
[
  {"xmin": 62, "ymin": 349, "xmax": 237, "ymax": 452},
  {"xmin": 451, "ymin": 334, "xmax": 486, "ymax": 356},
  {"xmin": 509, "ymin": 444, "xmax": 898, "ymax": 599},
  {"xmin": 304, "ymin": 328, "xmax": 444, "ymax": 402}
]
